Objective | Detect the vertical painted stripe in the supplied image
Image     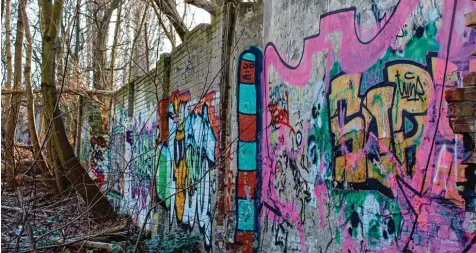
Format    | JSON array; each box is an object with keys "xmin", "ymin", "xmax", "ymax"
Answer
[{"xmin": 235, "ymin": 47, "xmax": 262, "ymax": 253}]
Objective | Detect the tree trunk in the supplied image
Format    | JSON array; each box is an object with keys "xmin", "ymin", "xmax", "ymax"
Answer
[
  {"xmin": 109, "ymin": 0, "xmax": 123, "ymax": 88},
  {"xmin": 3, "ymin": 0, "xmax": 13, "ymax": 188},
  {"xmin": 45, "ymin": 124, "xmax": 60, "ymax": 189},
  {"xmin": 3, "ymin": 0, "xmax": 12, "ymax": 92},
  {"xmin": 127, "ymin": 3, "xmax": 150, "ymax": 83},
  {"xmin": 52, "ymin": 141, "xmax": 69, "ymax": 193},
  {"xmin": 144, "ymin": 21, "xmax": 150, "ymax": 72},
  {"xmin": 22, "ymin": 4, "xmax": 57, "ymax": 190},
  {"xmin": 1, "ymin": 0, "xmax": 5, "ymax": 19},
  {"xmin": 92, "ymin": 0, "xmax": 120, "ymax": 91},
  {"xmin": 71, "ymin": 0, "xmax": 82, "ymax": 152},
  {"xmin": 91, "ymin": 0, "xmax": 120, "ymax": 134},
  {"xmin": 40, "ymin": 0, "xmax": 115, "ymax": 220},
  {"xmin": 4, "ymin": 0, "xmax": 25, "ymax": 189},
  {"xmin": 93, "ymin": 21, "xmax": 109, "ymax": 90}
]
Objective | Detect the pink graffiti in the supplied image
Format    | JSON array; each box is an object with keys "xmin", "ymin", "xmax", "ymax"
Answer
[{"xmin": 262, "ymin": 2, "xmax": 419, "ymax": 251}]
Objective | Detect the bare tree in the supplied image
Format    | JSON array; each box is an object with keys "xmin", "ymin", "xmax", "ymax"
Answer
[
  {"xmin": 22, "ymin": 2, "xmax": 57, "ymax": 190},
  {"xmin": 39, "ymin": 0, "xmax": 115, "ymax": 219},
  {"xmin": 91, "ymin": 0, "xmax": 121, "ymax": 90},
  {"xmin": 4, "ymin": 0, "xmax": 25, "ymax": 189},
  {"xmin": 3, "ymin": 0, "xmax": 12, "ymax": 91},
  {"xmin": 2, "ymin": 0, "xmax": 13, "ymax": 185},
  {"xmin": 109, "ymin": 0, "xmax": 123, "ymax": 86}
]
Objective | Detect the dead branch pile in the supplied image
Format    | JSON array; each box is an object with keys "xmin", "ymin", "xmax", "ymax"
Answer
[{"xmin": 1, "ymin": 159, "xmax": 138, "ymax": 252}]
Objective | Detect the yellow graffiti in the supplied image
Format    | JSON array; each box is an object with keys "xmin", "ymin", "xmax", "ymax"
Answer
[
  {"xmin": 175, "ymin": 159, "xmax": 188, "ymax": 222},
  {"xmin": 330, "ymin": 73, "xmax": 370, "ymax": 183},
  {"xmin": 330, "ymin": 63, "xmax": 433, "ymax": 188}
]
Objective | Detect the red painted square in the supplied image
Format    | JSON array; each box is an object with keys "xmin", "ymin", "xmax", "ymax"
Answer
[
  {"xmin": 239, "ymin": 114, "xmax": 257, "ymax": 141},
  {"xmin": 237, "ymin": 171, "xmax": 257, "ymax": 199},
  {"xmin": 235, "ymin": 231, "xmax": 254, "ymax": 253}
]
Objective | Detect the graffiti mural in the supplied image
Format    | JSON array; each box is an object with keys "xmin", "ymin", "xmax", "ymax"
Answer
[
  {"xmin": 156, "ymin": 90, "xmax": 220, "ymax": 250},
  {"xmin": 89, "ymin": 135, "xmax": 109, "ymax": 188},
  {"xmin": 109, "ymin": 89, "xmax": 220, "ymax": 250},
  {"xmin": 128, "ymin": 111, "xmax": 158, "ymax": 213},
  {"xmin": 234, "ymin": 0, "xmax": 476, "ymax": 252},
  {"xmin": 107, "ymin": 105, "xmax": 128, "ymax": 209},
  {"xmin": 235, "ymin": 48, "xmax": 263, "ymax": 253}
]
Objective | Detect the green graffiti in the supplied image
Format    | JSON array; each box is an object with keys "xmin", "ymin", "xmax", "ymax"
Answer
[
  {"xmin": 157, "ymin": 149, "xmax": 171, "ymax": 207},
  {"xmin": 330, "ymin": 190, "xmax": 403, "ymax": 245}
]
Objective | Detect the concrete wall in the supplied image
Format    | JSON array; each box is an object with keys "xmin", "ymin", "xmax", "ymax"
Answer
[
  {"xmin": 248, "ymin": 0, "xmax": 476, "ymax": 252},
  {"xmin": 77, "ymin": 3, "xmax": 263, "ymax": 251},
  {"xmin": 77, "ymin": 0, "xmax": 476, "ymax": 252}
]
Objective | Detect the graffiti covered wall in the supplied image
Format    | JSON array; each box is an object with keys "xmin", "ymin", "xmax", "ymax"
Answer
[
  {"xmin": 107, "ymin": 87, "xmax": 130, "ymax": 211},
  {"xmin": 77, "ymin": 7, "xmax": 232, "ymax": 251},
  {"xmin": 244, "ymin": 0, "xmax": 476, "ymax": 252},
  {"xmin": 156, "ymin": 89, "xmax": 220, "ymax": 249},
  {"xmin": 76, "ymin": 0, "xmax": 476, "ymax": 252}
]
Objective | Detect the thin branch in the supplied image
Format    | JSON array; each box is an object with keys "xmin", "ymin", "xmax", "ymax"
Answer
[
  {"xmin": 185, "ymin": 0, "xmax": 218, "ymax": 16},
  {"xmin": 152, "ymin": 0, "xmax": 189, "ymax": 41},
  {"xmin": 149, "ymin": 0, "xmax": 175, "ymax": 48}
]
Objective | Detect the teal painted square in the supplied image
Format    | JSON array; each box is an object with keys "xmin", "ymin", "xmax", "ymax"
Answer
[
  {"xmin": 238, "ymin": 84, "xmax": 257, "ymax": 114},
  {"xmin": 238, "ymin": 141, "xmax": 257, "ymax": 171},
  {"xmin": 237, "ymin": 199, "xmax": 255, "ymax": 230}
]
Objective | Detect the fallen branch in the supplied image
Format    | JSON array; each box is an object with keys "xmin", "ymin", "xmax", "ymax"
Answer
[
  {"xmin": 87, "ymin": 232, "xmax": 129, "ymax": 242},
  {"xmin": 69, "ymin": 240, "xmax": 114, "ymax": 251},
  {"xmin": 16, "ymin": 186, "xmax": 37, "ymax": 252},
  {"xmin": 2, "ymin": 205, "xmax": 22, "ymax": 212},
  {"xmin": 23, "ymin": 192, "xmax": 50, "ymax": 202},
  {"xmin": 108, "ymin": 225, "xmax": 127, "ymax": 233}
]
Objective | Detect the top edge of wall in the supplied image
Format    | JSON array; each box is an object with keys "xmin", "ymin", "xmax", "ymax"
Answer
[
  {"xmin": 112, "ymin": 11, "xmax": 225, "ymax": 93},
  {"xmin": 114, "ymin": 53, "xmax": 173, "ymax": 92},
  {"xmin": 183, "ymin": 23, "xmax": 213, "ymax": 41}
]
